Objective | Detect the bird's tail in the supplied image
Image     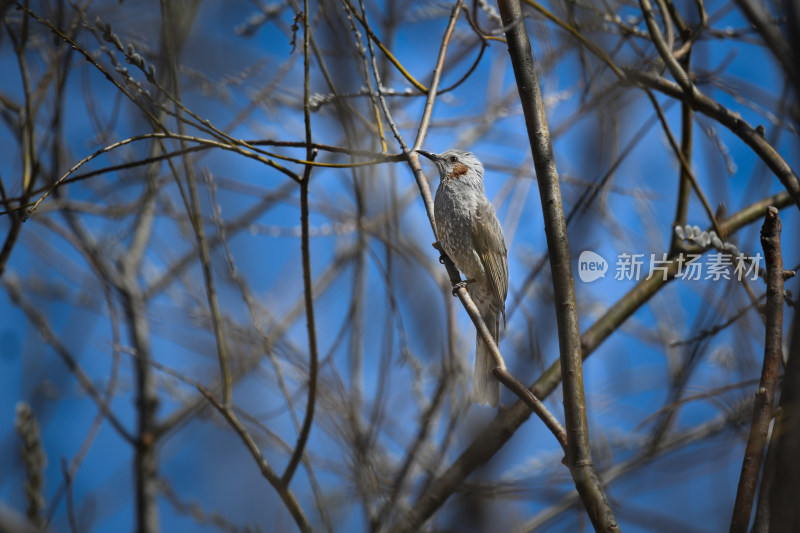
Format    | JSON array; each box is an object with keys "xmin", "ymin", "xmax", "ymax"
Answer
[{"xmin": 472, "ymin": 315, "xmax": 500, "ymax": 407}]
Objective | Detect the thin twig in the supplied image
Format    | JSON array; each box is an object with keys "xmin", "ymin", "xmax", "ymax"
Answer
[
  {"xmin": 5, "ymin": 278, "xmax": 134, "ymax": 443},
  {"xmin": 197, "ymin": 387, "xmax": 312, "ymax": 533},
  {"xmin": 670, "ymin": 48, "xmax": 694, "ymax": 253},
  {"xmin": 644, "ymin": 90, "xmax": 722, "ymax": 237},
  {"xmin": 60, "ymin": 458, "xmax": 78, "ymax": 533},
  {"xmin": 626, "ymin": 70, "xmax": 800, "ymax": 211},
  {"xmin": 283, "ymin": 0, "xmax": 319, "ymax": 487},
  {"xmin": 492, "ymin": 367, "xmax": 567, "ymax": 450},
  {"xmin": 640, "ymin": 0, "xmax": 694, "ymax": 95},
  {"xmin": 412, "ymin": 1, "xmax": 463, "ymax": 152}
]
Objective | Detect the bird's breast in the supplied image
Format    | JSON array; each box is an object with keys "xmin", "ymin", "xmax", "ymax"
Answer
[{"xmin": 434, "ymin": 184, "xmax": 483, "ymax": 280}]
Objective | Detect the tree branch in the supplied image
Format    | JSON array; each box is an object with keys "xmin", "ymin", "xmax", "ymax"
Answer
[
  {"xmin": 730, "ymin": 206, "xmax": 786, "ymax": 532},
  {"xmin": 496, "ymin": 0, "xmax": 619, "ymax": 530}
]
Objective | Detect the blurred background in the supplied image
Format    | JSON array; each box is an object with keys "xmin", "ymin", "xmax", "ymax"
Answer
[{"xmin": 0, "ymin": 0, "xmax": 798, "ymax": 531}]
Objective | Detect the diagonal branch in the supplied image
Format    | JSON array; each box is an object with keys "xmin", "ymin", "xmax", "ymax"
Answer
[
  {"xmin": 387, "ymin": 187, "xmax": 794, "ymax": 533},
  {"xmin": 197, "ymin": 387, "xmax": 312, "ymax": 533},
  {"xmin": 626, "ymin": 70, "xmax": 800, "ymax": 211}
]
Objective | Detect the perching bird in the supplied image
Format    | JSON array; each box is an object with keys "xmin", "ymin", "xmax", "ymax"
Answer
[{"xmin": 417, "ymin": 149, "xmax": 508, "ymax": 407}]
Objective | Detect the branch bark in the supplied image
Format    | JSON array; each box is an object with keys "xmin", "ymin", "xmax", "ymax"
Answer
[
  {"xmin": 753, "ymin": 309, "xmax": 800, "ymax": 533},
  {"xmin": 730, "ymin": 206, "xmax": 786, "ymax": 532},
  {"xmin": 496, "ymin": 0, "xmax": 618, "ymax": 530}
]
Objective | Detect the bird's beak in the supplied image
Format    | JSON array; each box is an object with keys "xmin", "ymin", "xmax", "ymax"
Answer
[{"xmin": 416, "ymin": 150, "xmax": 439, "ymax": 162}]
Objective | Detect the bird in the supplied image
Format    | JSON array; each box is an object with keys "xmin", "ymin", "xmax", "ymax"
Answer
[{"xmin": 417, "ymin": 149, "xmax": 508, "ymax": 407}]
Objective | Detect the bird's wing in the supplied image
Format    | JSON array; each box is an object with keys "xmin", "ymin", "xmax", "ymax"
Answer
[{"xmin": 471, "ymin": 200, "xmax": 509, "ymax": 312}]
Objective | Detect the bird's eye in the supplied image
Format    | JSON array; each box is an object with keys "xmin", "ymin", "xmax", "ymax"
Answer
[{"xmin": 449, "ymin": 155, "xmax": 458, "ymax": 163}]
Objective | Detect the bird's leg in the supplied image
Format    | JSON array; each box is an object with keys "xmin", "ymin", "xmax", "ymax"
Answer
[
  {"xmin": 432, "ymin": 241, "xmax": 446, "ymax": 264},
  {"xmin": 433, "ymin": 241, "xmax": 473, "ymax": 295}
]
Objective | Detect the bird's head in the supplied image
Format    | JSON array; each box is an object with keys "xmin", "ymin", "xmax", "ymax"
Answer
[{"xmin": 417, "ymin": 149, "xmax": 484, "ymax": 182}]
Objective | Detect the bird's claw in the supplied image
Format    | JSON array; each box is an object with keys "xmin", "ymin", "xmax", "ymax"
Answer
[
  {"xmin": 451, "ymin": 279, "xmax": 474, "ymax": 296},
  {"xmin": 432, "ymin": 242, "xmax": 446, "ymax": 264}
]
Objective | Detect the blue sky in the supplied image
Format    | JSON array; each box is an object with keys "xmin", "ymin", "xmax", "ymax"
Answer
[{"xmin": 1, "ymin": 1, "xmax": 798, "ymax": 531}]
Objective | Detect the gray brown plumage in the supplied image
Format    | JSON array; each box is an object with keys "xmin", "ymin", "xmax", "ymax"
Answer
[{"xmin": 418, "ymin": 149, "xmax": 508, "ymax": 407}]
